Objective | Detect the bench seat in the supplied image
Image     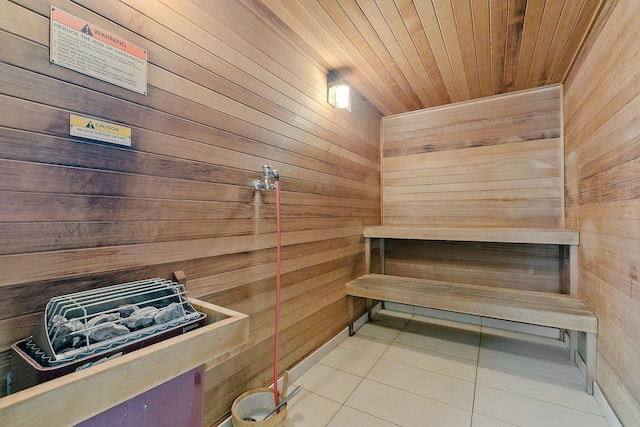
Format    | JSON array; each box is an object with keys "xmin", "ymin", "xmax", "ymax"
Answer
[{"xmin": 346, "ymin": 273, "xmax": 597, "ymax": 394}]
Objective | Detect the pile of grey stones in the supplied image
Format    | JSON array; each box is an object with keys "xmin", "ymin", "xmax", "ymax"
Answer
[{"xmin": 49, "ymin": 302, "xmax": 186, "ymax": 354}]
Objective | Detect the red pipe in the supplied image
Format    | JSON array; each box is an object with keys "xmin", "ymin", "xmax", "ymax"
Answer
[{"xmin": 273, "ymin": 180, "xmax": 282, "ymax": 406}]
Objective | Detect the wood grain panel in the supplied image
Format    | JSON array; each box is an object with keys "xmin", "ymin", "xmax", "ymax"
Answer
[
  {"xmin": 366, "ymin": 0, "xmax": 436, "ymax": 106},
  {"xmin": 347, "ymin": 274, "xmax": 596, "ymax": 332},
  {"xmin": 381, "ymin": 86, "xmax": 563, "ymax": 228},
  {"xmin": 262, "ymin": 0, "xmax": 606, "ymax": 115},
  {"xmin": 433, "ymin": 0, "xmax": 471, "ymax": 100},
  {"xmin": 489, "ymin": 0, "xmax": 508, "ymax": 94},
  {"xmin": 564, "ymin": 0, "xmax": 640, "ymax": 423},
  {"xmin": 512, "ymin": 0, "xmax": 544, "ymax": 90},
  {"xmin": 384, "ymin": 240, "xmax": 562, "ymax": 293},
  {"xmin": 382, "ymin": 90, "xmax": 562, "ymax": 156},
  {"xmin": 0, "ymin": 0, "xmax": 622, "ymax": 422},
  {"xmin": 0, "ymin": 2, "xmax": 378, "ymax": 425},
  {"xmin": 502, "ymin": 0, "xmax": 526, "ymax": 91},
  {"xmin": 451, "ymin": 0, "xmax": 480, "ymax": 99},
  {"xmin": 396, "ymin": 0, "xmax": 450, "ymax": 103},
  {"xmin": 471, "ymin": 0, "xmax": 492, "ymax": 97}
]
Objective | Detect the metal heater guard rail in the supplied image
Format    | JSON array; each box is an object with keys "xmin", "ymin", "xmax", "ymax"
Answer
[{"xmin": 0, "ymin": 299, "xmax": 249, "ymax": 426}]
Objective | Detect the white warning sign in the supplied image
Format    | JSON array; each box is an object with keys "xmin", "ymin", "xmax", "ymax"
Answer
[{"xmin": 50, "ymin": 7, "xmax": 147, "ymax": 95}]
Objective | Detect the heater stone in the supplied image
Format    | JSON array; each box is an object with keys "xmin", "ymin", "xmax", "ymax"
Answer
[
  {"xmin": 51, "ymin": 318, "xmax": 84, "ymax": 352},
  {"xmin": 87, "ymin": 312, "xmax": 121, "ymax": 329},
  {"xmin": 120, "ymin": 306, "xmax": 158, "ymax": 330},
  {"xmin": 11, "ymin": 278, "xmax": 208, "ymax": 394},
  {"xmin": 118, "ymin": 304, "xmax": 139, "ymax": 317},
  {"xmin": 89, "ymin": 323, "xmax": 130, "ymax": 343},
  {"xmin": 154, "ymin": 302, "xmax": 184, "ymax": 324}
]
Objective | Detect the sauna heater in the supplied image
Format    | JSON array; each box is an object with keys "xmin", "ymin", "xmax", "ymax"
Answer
[{"xmin": 11, "ymin": 278, "xmax": 207, "ymax": 393}]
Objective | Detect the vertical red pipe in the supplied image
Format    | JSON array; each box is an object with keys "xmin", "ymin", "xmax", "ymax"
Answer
[{"xmin": 273, "ymin": 180, "xmax": 282, "ymax": 406}]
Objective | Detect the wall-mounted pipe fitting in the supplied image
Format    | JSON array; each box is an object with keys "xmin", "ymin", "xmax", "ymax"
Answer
[{"xmin": 253, "ymin": 165, "xmax": 279, "ymax": 191}]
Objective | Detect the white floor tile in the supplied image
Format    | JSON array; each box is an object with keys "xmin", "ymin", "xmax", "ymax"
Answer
[
  {"xmin": 327, "ymin": 406, "xmax": 399, "ymax": 427},
  {"xmin": 295, "ymin": 364, "xmax": 362, "ymax": 404},
  {"xmin": 339, "ymin": 334, "xmax": 390, "ymax": 358},
  {"xmin": 480, "ymin": 327, "xmax": 571, "ymax": 364},
  {"xmin": 481, "ymin": 317, "xmax": 559, "ymax": 339},
  {"xmin": 478, "ymin": 346, "xmax": 585, "ymax": 386},
  {"xmin": 395, "ymin": 322, "xmax": 480, "ymax": 361},
  {"xmin": 477, "ymin": 362, "xmax": 602, "ymax": 415},
  {"xmin": 374, "ymin": 308, "xmax": 414, "ymax": 323},
  {"xmin": 474, "ymin": 385, "xmax": 610, "ymax": 427},
  {"xmin": 355, "ymin": 311, "xmax": 409, "ymax": 342},
  {"xmin": 346, "ymin": 379, "xmax": 472, "ymax": 427},
  {"xmin": 471, "ymin": 413, "xmax": 518, "ymax": 427},
  {"xmin": 383, "ymin": 302, "xmax": 415, "ymax": 314},
  {"xmin": 411, "ymin": 313, "xmax": 482, "ymax": 333},
  {"xmin": 383, "ymin": 341, "xmax": 478, "ymax": 382},
  {"xmin": 356, "ymin": 322, "xmax": 403, "ymax": 343},
  {"xmin": 320, "ymin": 346, "xmax": 378, "ymax": 377},
  {"xmin": 415, "ymin": 306, "xmax": 482, "ymax": 326},
  {"xmin": 277, "ymin": 310, "xmax": 609, "ymax": 427},
  {"xmin": 285, "ymin": 389, "xmax": 342, "ymax": 427},
  {"xmin": 367, "ymin": 358, "xmax": 475, "ymax": 410}
]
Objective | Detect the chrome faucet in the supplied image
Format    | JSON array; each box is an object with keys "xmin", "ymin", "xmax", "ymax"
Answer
[{"xmin": 253, "ymin": 165, "xmax": 279, "ymax": 191}]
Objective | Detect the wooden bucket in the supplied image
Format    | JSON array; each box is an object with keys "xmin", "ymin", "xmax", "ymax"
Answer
[{"xmin": 231, "ymin": 372, "xmax": 290, "ymax": 427}]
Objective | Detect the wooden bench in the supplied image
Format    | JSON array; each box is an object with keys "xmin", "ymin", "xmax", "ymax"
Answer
[
  {"xmin": 346, "ymin": 226, "xmax": 598, "ymax": 394},
  {"xmin": 364, "ymin": 226, "xmax": 581, "ymax": 294}
]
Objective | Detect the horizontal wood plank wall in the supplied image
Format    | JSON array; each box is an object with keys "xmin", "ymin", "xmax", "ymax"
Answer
[
  {"xmin": 0, "ymin": 1, "xmax": 380, "ymax": 424},
  {"xmin": 564, "ymin": 0, "xmax": 640, "ymax": 424},
  {"xmin": 384, "ymin": 240, "xmax": 561, "ymax": 293},
  {"xmin": 381, "ymin": 85, "xmax": 564, "ymax": 228}
]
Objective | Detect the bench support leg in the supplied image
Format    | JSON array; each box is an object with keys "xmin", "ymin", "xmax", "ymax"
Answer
[
  {"xmin": 365, "ymin": 237, "xmax": 371, "ymax": 274},
  {"xmin": 379, "ymin": 238, "xmax": 385, "ymax": 275},
  {"xmin": 569, "ymin": 244, "xmax": 579, "ymax": 296},
  {"xmin": 347, "ymin": 296, "xmax": 355, "ymax": 336},
  {"xmin": 568, "ymin": 329, "xmax": 578, "ymax": 363},
  {"xmin": 586, "ymin": 332, "xmax": 596, "ymax": 395}
]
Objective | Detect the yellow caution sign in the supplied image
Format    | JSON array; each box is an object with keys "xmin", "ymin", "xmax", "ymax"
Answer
[{"xmin": 70, "ymin": 115, "xmax": 131, "ymax": 146}]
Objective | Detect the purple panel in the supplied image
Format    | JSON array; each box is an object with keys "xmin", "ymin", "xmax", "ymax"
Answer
[{"xmin": 76, "ymin": 366, "xmax": 204, "ymax": 427}]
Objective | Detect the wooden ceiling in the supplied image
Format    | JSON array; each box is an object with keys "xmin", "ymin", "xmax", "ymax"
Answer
[{"xmin": 260, "ymin": 0, "xmax": 606, "ymax": 115}]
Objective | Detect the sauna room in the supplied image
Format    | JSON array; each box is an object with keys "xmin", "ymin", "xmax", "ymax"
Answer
[{"xmin": 0, "ymin": 1, "xmax": 637, "ymax": 426}]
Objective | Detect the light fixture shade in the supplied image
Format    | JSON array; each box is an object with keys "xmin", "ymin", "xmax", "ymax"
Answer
[
  {"xmin": 335, "ymin": 83, "xmax": 350, "ymax": 109},
  {"xmin": 327, "ymin": 79, "xmax": 352, "ymax": 112}
]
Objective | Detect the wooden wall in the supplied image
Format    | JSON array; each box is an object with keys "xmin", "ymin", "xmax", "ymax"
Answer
[
  {"xmin": 564, "ymin": 0, "xmax": 640, "ymax": 424},
  {"xmin": 378, "ymin": 86, "xmax": 565, "ymax": 294},
  {"xmin": 383, "ymin": 240, "xmax": 563, "ymax": 293},
  {"xmin": 381, "ymin": 85, "xmax": 564, "ymax": 228},
  {"xmin": 0, "ymin": 1, "xmax": 380, "ymax": 425}
]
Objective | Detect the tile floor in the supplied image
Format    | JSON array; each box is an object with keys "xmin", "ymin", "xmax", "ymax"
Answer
[{"xmin": 283, "ymin": 309, "xmax": 609, "ymax": 427}]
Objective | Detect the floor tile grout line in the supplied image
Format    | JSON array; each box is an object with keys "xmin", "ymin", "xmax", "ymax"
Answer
[
  {"xmin": 469, "ymin": 323, "xmax": 483, "ymax": 426},
  {"xmin": 289, "ymin": 310, "xmax": 608, "ymax": 426},
  {"xmin": 337, "ymin": 403, "xmax": 403, "ymax": 427},
  {"xmin": 359, "ymin": 311, "xmax": 605, "ymax": 426},
  {"xmin": 476, "ymin": 383, "xmax": 608, "ymax": 418},
  {"xmin": 375, "ymin": 315, "xmax": 481, "ymax": 385},
  {"xmin": 365, "ymin": 314, "xmax": 478, "ymax": 414},
  {"xmin": 475, "ymin": 359, "xmax": 589, "ymax": 388},
  {"xmin": 361, "ymin": 376, "xmax": 476, "ymax": 414},
  {"xmin": 324, "ymin": 321, "xmax": 398, "ymax": 427},
  {"xmin": 373, "ymin": 353, "xmax": 477, "ymax": 385},
  {"xmin": 324, "ymin": 333, "xmax": 392, "ymax": 426},
  {"xmin": 476, "ymin": 321, "xmax": 607, "ymax": 424}
]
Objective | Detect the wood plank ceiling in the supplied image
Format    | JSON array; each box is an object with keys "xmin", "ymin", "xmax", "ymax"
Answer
[{"xmin": 259, "ymin": 0, "xmax": 606, "ymax": 115}]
